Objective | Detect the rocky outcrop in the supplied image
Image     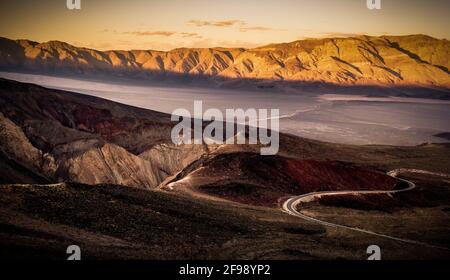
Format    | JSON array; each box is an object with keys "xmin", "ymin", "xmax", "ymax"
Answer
[
  {"xmin": 0, "ymin": 112, "xmax": 56, "ymax": 181},
  {"xmin": 139, "ymin": 144, "xmax": 210, "ymax": 177},
  {"xmin": 0, "ymin": 78, "xmax": 203, "ymax": 189},
  {"xmin": 56, "ymin": 143, "xmax": 166, "ymax": 189}
]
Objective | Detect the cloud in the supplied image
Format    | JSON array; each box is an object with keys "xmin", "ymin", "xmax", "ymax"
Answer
[
  {"xmin": 120, "ymin": 30, "xmax": 203, "ymax": 40},
  {"xmin": 187, "ymin": 19, "xmax": 279, "ymax": 33},
  {"xmin": 180, "ymin": 32, "xmax": 202, "ymax": 38},
  {"xmin": 124, "ymin": 31, "xmax": 176, "ymax": 37},
  {"xmin": 187, "ymin": 19, "xmax": 244, "ymax": 27},
  {"xmin": 239, "ymin": 26, "xmax": 274, "ymax": 32}
]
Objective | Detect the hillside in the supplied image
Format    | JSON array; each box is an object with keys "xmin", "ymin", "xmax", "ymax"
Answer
[
  {"xmin": 1, "ymin": 78, "xmax": 450, "ymax": 259},
  {"xmin": 0, "ymin": 78, "xmax": 192, "ymax": 188},
  {"xmin": 0, "ymin": 35, "xmax": 449, "ymax": 88}
]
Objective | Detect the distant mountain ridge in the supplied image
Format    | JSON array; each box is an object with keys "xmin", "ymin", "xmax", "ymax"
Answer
[{"xmin": 0, "ymin": 35, "xmax": 449, "ymax": 88}]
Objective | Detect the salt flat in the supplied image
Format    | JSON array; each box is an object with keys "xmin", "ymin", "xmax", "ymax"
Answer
[{"xmin": 2, "ymin": 71, "xmax": 449, "ymax": 146}]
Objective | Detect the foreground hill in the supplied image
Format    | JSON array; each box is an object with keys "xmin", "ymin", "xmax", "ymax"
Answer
[
  {"xmin": 0, "ymin": 78, "xmax": 196, "ymax": 188},
  {"xmin": 2, "ymin": 180, "xmax": 449, "ymax": 260},
  {"xmin": 0, "ymin": 35, "xmax": 449, "ymax": 89},
  {"xmin": 1, "ymin": 78, "xmax": 450, "ymax": 259}
]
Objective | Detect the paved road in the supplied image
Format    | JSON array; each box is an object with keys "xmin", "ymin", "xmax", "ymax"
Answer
[{"xmin": 282, "ymin": 169, "xmax": 449, "ymax": 250}]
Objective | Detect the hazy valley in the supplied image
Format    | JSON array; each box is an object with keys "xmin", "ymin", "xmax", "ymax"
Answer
[{"xmin": 2, "ymin": 71, "xmax": 450, "ymax": 146}]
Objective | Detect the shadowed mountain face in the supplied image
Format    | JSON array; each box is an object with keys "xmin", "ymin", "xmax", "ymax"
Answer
[{"xmin": 0, "ymin": 35, "xmax": 449, "ymax": 88}]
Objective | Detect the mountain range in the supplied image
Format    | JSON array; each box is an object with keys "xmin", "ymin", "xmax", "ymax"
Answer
[{"xmin": 0, "ymin": 35, "xmax": 449, "ymax": 88}]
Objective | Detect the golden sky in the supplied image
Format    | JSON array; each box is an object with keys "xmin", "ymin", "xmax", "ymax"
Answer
[{"xmin": 0, "ymin": 0, "xmax": 449, "ymax": 51}]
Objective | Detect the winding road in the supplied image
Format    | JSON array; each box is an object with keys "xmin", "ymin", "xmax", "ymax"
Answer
[{"xmin": 282, "ymin": 169, "xmax": 450, "ymax": 250}]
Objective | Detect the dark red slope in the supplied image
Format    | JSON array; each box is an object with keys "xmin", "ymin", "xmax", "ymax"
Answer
[{"xmin": 196, "ymin": 153, "xmax": 396, "ymax": 207}]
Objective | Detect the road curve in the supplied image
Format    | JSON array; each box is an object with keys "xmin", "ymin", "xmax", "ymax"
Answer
[{"xmin": 282, "ymin": 169, "xmax": 450, "ymax": 250}]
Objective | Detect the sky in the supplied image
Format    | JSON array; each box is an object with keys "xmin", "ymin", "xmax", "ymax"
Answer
[{"xmin": 0, "ymin": 0, "xmax": 449, "ymax": 51}]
